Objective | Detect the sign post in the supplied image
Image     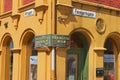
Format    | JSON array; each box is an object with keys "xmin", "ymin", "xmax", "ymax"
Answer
[{"xmin": 35, "ymin": 34, "xmax": 70, "ymax": 80}]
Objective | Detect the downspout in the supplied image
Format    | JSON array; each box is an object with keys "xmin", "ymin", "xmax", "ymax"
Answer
[{"xmin": 51, "ymin": 0, "xmax": 56, "ymax": 80}]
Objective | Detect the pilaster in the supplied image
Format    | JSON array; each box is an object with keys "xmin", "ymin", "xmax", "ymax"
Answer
[
  {"xmin": 12, "ymin": 0, "xmax": 19, "ymax": 15},
  {"xmin": 94, "ymin": 47, "xmax": 106, "ymax": 80},
  {"xmin": 0, "ymin": 0, "xmax": 4, "ymax": 13},
  {"xmin": 11, "ymin": 48, "xmax": 21, "ymax": 80},
  {"xmin": 11, "ymin": 0, "xmax": 20, "ymax": 30},
  {"xmin": 35, "ymin": 47, "xmax": 51, "ymax": 80}
]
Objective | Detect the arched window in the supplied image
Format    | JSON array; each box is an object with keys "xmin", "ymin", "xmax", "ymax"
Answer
[
  {"xmin": 104, "ymin": 39, "xmax": 115, "ymax": 80},
  {"xmin": 10, "ymin": 40, "xmax": 14, "ymax": 80},
  {"xmin": 67, "ymin": 32, "xmax": 89, "ymax": 80}
]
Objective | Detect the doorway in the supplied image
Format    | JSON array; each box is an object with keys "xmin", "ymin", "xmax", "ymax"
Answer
[{"xmin": 67, "ymin": 32, "xmax": 89, "ymax": 80}]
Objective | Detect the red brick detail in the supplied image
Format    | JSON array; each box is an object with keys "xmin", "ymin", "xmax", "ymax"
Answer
[
  {"xmin": 23, "ymin": 0, "xmax": 35, "ymax": 5},
  {"xmin": 4, "ymin": 0, "xmax": 12, "ymax": 12},
  {"xmin": 85, "ymin": 0, "xmax": 120, "ymax": 9}
]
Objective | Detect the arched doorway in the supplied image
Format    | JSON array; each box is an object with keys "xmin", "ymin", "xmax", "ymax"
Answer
[
  {"xmin": 20, "ymin": 31, "xmax": 37, "ymax": 80},
  {"xmin": 1, "ymin": 35, "xmax": 14, "ymax": 80},
  {"xmin": 104, "ymin": 38, "xmax": 118, "ymax": 80},
  {"xmin": 67, "ymin": 32, "xmax": 89, "ymax": 80}
]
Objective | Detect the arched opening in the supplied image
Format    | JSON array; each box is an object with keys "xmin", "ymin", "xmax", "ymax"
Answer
[
  {"xmin": 1, "ymin": 35, "xmax": 14, "ymax": 80},
  {"xmin": 29, "ymin": 38, "xmax": 37, "ymax": 80},
  {"xmin": 20, "ymin": 31, "xmax": 37, "ymax": 80},
  {"xmin": 104, "ymin": 38, "xmax": 117, "ymax": 80},
  {"xmin": 67, "ymin": 32, "xmax": 89, "ymax": 80}
]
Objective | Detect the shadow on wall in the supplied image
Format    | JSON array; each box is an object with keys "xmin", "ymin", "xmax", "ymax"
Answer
[{"xmin": 57, "ymin": 5, "xmax": 77, "ymax": 25}]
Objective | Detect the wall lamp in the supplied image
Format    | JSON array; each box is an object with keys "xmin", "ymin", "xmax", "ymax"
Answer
[{"xmin": 57, "ymin": 16, "xmax": 66, "ymax": 22}]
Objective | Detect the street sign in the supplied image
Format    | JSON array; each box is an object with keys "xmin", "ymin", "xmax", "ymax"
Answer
[{"xmin": 35, "ymin": 34, "xmax": 70, "ymax": 48}]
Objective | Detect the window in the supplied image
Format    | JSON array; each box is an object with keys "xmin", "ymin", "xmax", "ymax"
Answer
[
  {"xmin": 104, "ymin": 39, "xmax": 115, "ymax": 80},
  {"xmin": 67, "ymin": 32, "xmax": 89, "ymax": 80},
  {"xmin": 4, "ymin": 0, "xmax": 12, "ymax": 12}
]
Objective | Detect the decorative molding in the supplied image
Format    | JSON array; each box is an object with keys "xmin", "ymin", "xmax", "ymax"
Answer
[
  {"xmin": 11, "ymin": 14, "xmax": 20, "ymax": 30},
  {"xmin": 35, "ymin": 47, "xmax": 51, "ymax": 52},
  {"xmin": 0, "ymin": 11, "xmax": 12, "ymax": 19},
  {"xmin": 18, "ymin": 2, "xmax": 35, "ymax": 12},
  {"xmin": 34, "ymin": 4, "xmax": 48, "ymax": 24},
  {"xmin": 10, "ymin": 48, "xmax": 21, "ymax": 53},
  {"xmin": 4, "ymin": 22, "xmax": 8, "ymax": 28},
  {"xmin": 94, "ymin": 47, "xmax": 107, "ymax": 51},
  {"xmin": 96, "ymin": 18, "xmax": 106, "ymax": 34},
  {"xmin": 72, "ymin": 0, "xmax": 120, "ymax": 11},
  {"xmin": 56, "ymin": 3, "xmax": 73, "ymax": 8}
]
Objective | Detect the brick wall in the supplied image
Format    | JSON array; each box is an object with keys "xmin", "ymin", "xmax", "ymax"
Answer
[
  {"xmin": 23, "ymin": 0, "xmax": 35, "ymax": 5},
  {"xmin": 4, "ymin": 0, "xmax": 12, "ymax": 12},
  {"xmin": 85, "ymin": 0, "xmax": 120, "ymax": 9}
]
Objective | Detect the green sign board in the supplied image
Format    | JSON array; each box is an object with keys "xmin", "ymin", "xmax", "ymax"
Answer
[{"xmin": 35, "ymin": 34, "xmax": 70, "ymax": 48}]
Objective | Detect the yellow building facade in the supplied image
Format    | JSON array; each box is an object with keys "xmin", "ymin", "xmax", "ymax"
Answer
[{"xmin": 0, "ymin": 0, "xmax": 120, "ymax": 80}]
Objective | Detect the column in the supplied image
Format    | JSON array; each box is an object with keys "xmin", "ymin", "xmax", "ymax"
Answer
[
  {"xmin": 0, "ymin": 0, "xmax": 4, "ymax": 13},
  {"xmin": 94, "ymin": 47, "xmax": 106, "ymax": 80},
  {"xmin": 12, "ymin": 0, "xmax": 19, "ymax": 15},
  {"xmin": 11, "ymin": 48, "xmax": 21, "ymax": 80}
]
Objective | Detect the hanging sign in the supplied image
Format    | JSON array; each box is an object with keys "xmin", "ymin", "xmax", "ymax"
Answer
[
  {"xmin": 35, "ymin": 34, "xmax": 70, "ymax": 48},
  {"xmin": 72, "ymin": 8, "xmax": 96, "ymax": 18}
]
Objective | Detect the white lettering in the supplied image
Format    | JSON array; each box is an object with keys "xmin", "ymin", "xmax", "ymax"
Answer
[
  {"xmin": 25, "ymin": 9, "xmax": 34, "ymax": 17},
  {"xmin": 72, "ymin": 8, "xmax": 96, "ymax": 18}
]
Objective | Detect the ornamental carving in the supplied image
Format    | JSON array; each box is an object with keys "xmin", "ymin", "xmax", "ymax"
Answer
[
  {"xmin": 96, "ymin": 18, "xmax": 106, "ymax": 33},
  {"xmin": 11, "ymin": 14, "xmax": 20, "ymax": 29}
]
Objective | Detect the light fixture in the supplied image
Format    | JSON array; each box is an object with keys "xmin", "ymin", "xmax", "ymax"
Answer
[{"xmin": 57, "ymin": 16, "xmax": 66, "ymax": 22}]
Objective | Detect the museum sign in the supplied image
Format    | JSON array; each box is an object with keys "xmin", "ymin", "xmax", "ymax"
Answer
[{"xmin": 35, "ymin": 34, "xmax": 70, "ymax": 48}]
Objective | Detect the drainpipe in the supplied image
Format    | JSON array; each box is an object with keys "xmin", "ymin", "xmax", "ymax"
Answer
[
  {"xmin": 51, "ymin": 48, "xmax": 56, "ymax": 80},
  {"xmin": 51, "ymin": 0, "xmax": 56, "ymax": 80}
]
